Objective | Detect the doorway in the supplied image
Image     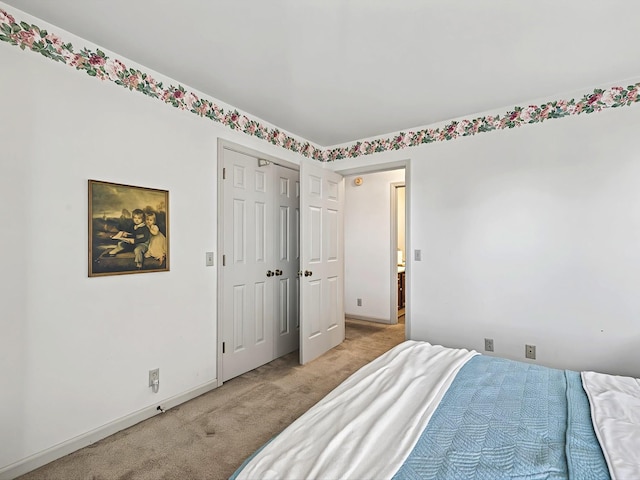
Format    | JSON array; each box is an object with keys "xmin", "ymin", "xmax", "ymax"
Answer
[{"xmin": 342, "ymin": 168, "xmax": 407, "ymax": 327}]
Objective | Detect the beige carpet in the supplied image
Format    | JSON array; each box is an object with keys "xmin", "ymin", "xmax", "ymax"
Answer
[{"xmin": 18, "ymin": 318, "xmax": 405, "ymax": 480}]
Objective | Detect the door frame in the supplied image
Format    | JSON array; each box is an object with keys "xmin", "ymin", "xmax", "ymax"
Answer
[
  {"xmin": 216, "ymin": 139, "xmax": 300, "ymax": 385},
  {"xmin": 330, "ymin": 159, "xmax": 411, "ymax": 340},
  {"xmin": 390, "ymin": 181, "xmax": 405, "ymax": 324}
]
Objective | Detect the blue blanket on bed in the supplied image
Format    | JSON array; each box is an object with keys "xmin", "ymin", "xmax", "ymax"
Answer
[{"xmin": 392, "ymin": 355, "xmax": 609, "ymax": 480}]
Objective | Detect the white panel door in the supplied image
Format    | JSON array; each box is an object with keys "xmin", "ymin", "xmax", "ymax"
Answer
[
  {"xmin": 300, "ymin": 159, "xmax": 345, "ymax": 364},
  {"xmin": 274, "ymin": 165, "xmax": 300, "ymax": 357},
  {"xmin": 222, "ymin": 149, "xmax": 275, "ymax": 381}
]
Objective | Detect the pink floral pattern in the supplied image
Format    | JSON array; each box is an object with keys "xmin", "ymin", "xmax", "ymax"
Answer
[{"xmin": 2, "ymin": 7, "xmax": 639, "ymax": 162}]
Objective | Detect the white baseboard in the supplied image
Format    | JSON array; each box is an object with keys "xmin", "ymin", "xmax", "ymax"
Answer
[
  {"xmin": 346, "ymin": 314, "xmax": 395, "ymax": 325},
  {"xmin": 0, "ymin": 379, "xmax": 219, "ymax": 480}
]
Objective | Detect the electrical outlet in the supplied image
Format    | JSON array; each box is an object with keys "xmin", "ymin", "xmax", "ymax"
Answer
[
  {"xmin": 149, "ymin": 368, "xmax": 159, "ymax": 387},
  {"xmin": 484, "ymin": 338, "xmax": 494, "ymax": 352},
  {"xmin": 357, "ymin": 298, "xmax": 362, "ymax": 306},
  {"xmin": 525, "ymin": 344, "xmax": 536, "ymax": 360}
]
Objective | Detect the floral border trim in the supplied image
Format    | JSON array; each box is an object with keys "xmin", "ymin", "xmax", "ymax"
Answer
[
  {"xmin": 325, "ymin": 85, "xmax": 640, "ymax": 161},
  {"xmin": 2, "ymin": 7, "xmax": 639, "ymax": 162},
  {"xmin": 0, "ymin": 8, "xmax": 324, "ymax": 161}
]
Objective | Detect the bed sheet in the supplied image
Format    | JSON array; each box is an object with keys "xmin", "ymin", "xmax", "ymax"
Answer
[
  {"xmin": 232, "ymin": 341, "xmax": 475, "ymax": 480},
  {"xmin": 582, "ymin": 370, "xmax": 640, "ymax": 480}
]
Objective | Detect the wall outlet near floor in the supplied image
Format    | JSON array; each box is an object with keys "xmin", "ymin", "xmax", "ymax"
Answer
[
  {"xmin": 484, "ymin": 338, "xmax": 494, "ymax": 352},
  {"xmin": 525, "ymin": 344, "xmax": 536, "ymax": 360},
  {"xmin": 149, "ymin": 368, "xmax": 159, "ymax": 387},
  {"xmin": 357, "ymin": 298, "xmax": 362, "ymax": 307}
]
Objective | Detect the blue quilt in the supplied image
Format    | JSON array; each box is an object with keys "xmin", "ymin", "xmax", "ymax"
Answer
[{"xmin": 392, "ymin": 355, "xmax": 609, "ymax": 480}]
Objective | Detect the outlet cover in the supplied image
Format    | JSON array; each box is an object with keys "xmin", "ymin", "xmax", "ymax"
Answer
[
  {"xmin": 357, "ymin": 298, "xmax": 362, "ymax": 307},
  {"xmin": 525, "ymin": 344, "xmax": 536, "ymax": 360},
  {"xmin": 149, "ymin": 368, "xmax": 159, "ymax": 387},
  {"xmin": 484, "ymin": 338, "xmax": 494, "ymax": 352}
]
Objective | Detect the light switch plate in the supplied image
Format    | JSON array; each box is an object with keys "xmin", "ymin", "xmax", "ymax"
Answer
[
  {"xmin": 206, "ymin": 252, "xmax": 214, "ymax": 266},
  {"xmin": 414, "ymin": 249, "xmax": 422, "ymax": 261}
]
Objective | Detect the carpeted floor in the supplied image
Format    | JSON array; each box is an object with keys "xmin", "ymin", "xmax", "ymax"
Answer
[{"xmin": 18, "ymin": 318, "xmax": 405, "ymax": 480}]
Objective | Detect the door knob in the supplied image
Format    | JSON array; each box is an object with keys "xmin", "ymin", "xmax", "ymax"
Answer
[
  {"xmin": 275, "ymin": 269, "xmax": 283, "ymax": 276},
  {"xmin": 304, "ymin": 270, "xmax": 313, "ymax": 277},
  {"xmin": 266, "ymin": 270, "xmax": 274, "ymax": 277}
]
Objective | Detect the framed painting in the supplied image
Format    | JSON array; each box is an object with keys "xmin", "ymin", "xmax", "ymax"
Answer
[{"xmin": 89, "ymin": 180, "xmax": 169, "ymax": 277}]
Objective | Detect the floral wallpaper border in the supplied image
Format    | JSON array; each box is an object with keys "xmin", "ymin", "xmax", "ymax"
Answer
[{"xmin": 2, "ymin": 7, "xmax": 639, "ymax": 162}]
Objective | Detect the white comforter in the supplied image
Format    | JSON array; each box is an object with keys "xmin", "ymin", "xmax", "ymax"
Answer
[
  {"xmin": 235, "ymin": 341, "xmax": 477, "ymax": 480},
  {"xmin": 582, "ymin": 371, "xmax": 640, "ymax": 480}
]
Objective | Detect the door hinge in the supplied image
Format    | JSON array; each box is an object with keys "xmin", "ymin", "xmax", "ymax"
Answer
[
  {"xmin": 222, "ymin": 342, "xmax": 226, "ymax": 354},
  {"xmin": 222, "ymin": 254, "xmax": 226, "ymax": 266},
  {"xmin": 222, "ymin": 167, "xmax": 226, "ymax": 180}
]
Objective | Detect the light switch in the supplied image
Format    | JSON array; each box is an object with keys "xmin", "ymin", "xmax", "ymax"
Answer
[
  {"xmin": 414, "ymin": 249, "xmax": 422, "ymax": 261},
  {"xmin": 206, "ymin": 252, "xmax": 214, "ymax": 266}
]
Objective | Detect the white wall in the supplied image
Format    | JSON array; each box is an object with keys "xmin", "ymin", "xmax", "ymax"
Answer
[
  {"xmin": 333, "ymin": 104, "xmax": 640, "ymax": 378},
  {"xmin": 0, "ymin": 9, "xmax": 306, "ymax": 475}
]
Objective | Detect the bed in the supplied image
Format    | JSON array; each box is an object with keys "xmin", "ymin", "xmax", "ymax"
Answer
[{"xmin": 230, "ymin": 341, "xmax": 640, "ymax": 480}]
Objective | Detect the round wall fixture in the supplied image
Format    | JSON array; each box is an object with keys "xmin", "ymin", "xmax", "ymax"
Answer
[{"xmin": 354, "ymin": 177, "xmax": 363, "ymax": 186}]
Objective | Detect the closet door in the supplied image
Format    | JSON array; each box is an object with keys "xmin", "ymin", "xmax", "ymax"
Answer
[
  {"xmin": 222, "ymin": 149, "xmax": 275, "ymax": 381},
  {"xmin": 274, "ymin": 165, "xmax": 300, "ymax": 357}
]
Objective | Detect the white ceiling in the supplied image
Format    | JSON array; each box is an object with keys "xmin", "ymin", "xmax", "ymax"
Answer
[{"xmin": 5, "ymin": 0, "xmax": 640, "ymax": 146}]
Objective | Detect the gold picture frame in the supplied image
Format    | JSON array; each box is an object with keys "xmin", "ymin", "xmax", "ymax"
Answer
[{"xmin": 89, "ymin": 180, "xmax": 169, "ymax": 277}]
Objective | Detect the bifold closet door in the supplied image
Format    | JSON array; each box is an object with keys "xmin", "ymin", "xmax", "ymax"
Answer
[
  {"xmin": 274, "ymin": 165, "xmax": 300, "ymax": 358},
  {"xmin": 222, "ymin": 149, "xmax": 275, "ymax": 381},
  {"xmin": 222, "ymin": 150, "xmax": 301, "ymax": 381}
]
